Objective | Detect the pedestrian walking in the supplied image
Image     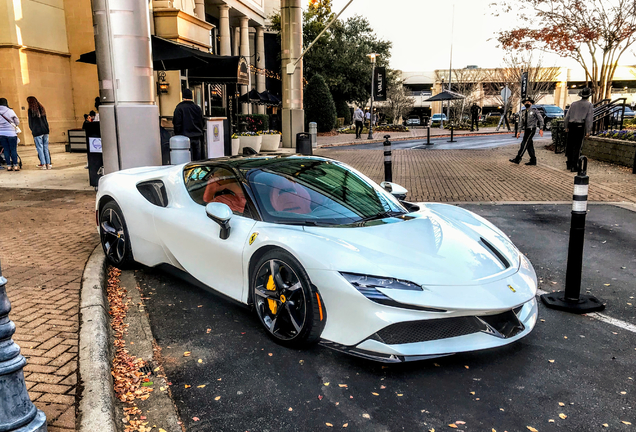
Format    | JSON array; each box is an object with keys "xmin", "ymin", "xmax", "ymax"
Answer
[
  {"xmin": 510, "ymin": 98, "xmax": 544, "ymax": 166},
  {"xmin": 564, "ymin": 87, "xmax": 594, "ymax": 172},
  {"xmin": 365, "ymin": 110, "xmax": 371, "ymax": 128},
  {"xmin": 470, "ymin": 103, "xmax": 481, "ymax": 131},
  {"xmin": 0, "ymin": 98, "xmax": 20, "ymax": 172},
  {"xmin": 173, "ymin": 88, "xmax": 204, "ymax": 161},
  {"xmin": 503, "ymin": 108, "xmax": 512, "ymax": 131},
  {"xmin": 353, "ymin": 106, "xmax": 364, "ymax": 139},
  {"xmin": 27, "ymin": 96, "xmax": 51, "ymax": 170}
]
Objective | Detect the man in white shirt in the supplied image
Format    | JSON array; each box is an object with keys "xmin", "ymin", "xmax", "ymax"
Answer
[{"xmin": 353, "ymin": 107, "xmax": 364, "ymax": 139}]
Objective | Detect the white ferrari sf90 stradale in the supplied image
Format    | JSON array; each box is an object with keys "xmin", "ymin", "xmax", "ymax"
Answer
[{"xmin": 96, "ymin": 154, "xmax": 538, "ymax": 362}]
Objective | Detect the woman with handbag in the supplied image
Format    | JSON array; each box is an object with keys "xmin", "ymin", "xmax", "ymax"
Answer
[
  {"xmin": 0, "ymin": 97, "xmax": 20, "ymax": 171},
  {"xmin": 27, "ymin": 96, "xmax": 51, "ymax": 169}
]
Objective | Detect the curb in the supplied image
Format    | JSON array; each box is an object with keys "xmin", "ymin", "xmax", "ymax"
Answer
[{"xmin": 77, "ymin": 245, "xmax": 117, "ymax": 432}]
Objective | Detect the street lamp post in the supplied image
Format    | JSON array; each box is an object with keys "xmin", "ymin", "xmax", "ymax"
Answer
[{"xmin": 367, "ymin": 53, "xmax": 379, "ymax": 140}]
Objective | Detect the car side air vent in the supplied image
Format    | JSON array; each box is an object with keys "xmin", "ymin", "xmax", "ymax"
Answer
[
  {"xmin": 137, "ymin": 180, "xmax": 168, "ymax": 207},
  {"xmin": 480, "ymin": 237, "xmax": 510, "ymax": 269}
]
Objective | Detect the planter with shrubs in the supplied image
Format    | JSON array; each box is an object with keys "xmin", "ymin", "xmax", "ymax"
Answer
[
  {"xmin": 236, "ymin": 131, "xmax": 262, "ymax": 153},
  {"xmin": 260, "ymin": 130, "xmax": 281, "ymax": 151}
]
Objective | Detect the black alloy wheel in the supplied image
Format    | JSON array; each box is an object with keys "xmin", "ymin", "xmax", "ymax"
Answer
[
  {"xmin": 100, "ymin": 200, "xmax": 135, "ymax": 268},
  {"xmin": 252, "ymin": 250, "xmax": 324, "ymax": 347}
]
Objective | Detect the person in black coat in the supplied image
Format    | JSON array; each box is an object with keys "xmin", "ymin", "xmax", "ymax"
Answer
[
  {"xmin": 470, "ymin": 103, "xmax": 481, "ymax": 131},
  {"xmin": 173, "ymin": 88, "xmax": 204, "ymax": 160},
  {"xmin": 27, "ymin": 96, "xmax": 51, "ymax": 169}
]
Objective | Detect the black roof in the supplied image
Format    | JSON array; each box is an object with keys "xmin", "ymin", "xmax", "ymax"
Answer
[{"xmin": 185, "ymin": 154, "xmax": 334, "ymax": 170}]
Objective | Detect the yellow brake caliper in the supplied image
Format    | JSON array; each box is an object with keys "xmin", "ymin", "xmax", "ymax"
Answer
[{"xmin": 266, "ymin": 274, "xmax": 278, "ymax": 315}]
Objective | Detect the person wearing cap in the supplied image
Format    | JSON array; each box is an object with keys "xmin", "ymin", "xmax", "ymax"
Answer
[
  {"xmin": 173, "ymin": 88, "xmax": 204, "ymax": 160},
  {"xmin": 510, "ymin": 97, "xmax": 544, "ymax": 166},
  {"xmin": 564, "ymin": 87, "xmax": 594, "ymax": 172}
]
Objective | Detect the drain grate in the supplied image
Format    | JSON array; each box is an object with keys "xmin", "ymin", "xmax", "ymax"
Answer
[{"xmin": 139, "ymin": 364, "xmax": 154, "ymax": 376}]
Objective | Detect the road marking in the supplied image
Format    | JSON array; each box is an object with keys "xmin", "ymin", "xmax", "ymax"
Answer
[{"xmin": 536, "ymin": 289, "xmax": 636, "ymax": 334}]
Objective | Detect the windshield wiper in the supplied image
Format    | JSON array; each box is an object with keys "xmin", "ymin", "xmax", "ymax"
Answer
[{"xmin": 356, "ymin": 211, "xmax": 405, "ymax": 223}]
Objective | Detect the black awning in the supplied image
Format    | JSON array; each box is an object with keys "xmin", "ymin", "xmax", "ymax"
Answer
[
  {"xmin": 76, "ymin": 36, "xmax": 246, "ymax": 84},
  {"xmin": 187, "ymin": 56, "xmax": 250, "ymax": 85}
]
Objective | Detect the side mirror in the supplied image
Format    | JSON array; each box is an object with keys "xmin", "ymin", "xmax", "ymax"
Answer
[
  {"xmin": 205, "ymin": 202, "xmax": 232, "ymax": 240},
  {"xmin": 380, "ymin": 181, "xmax": 408, "ymax": 201}
]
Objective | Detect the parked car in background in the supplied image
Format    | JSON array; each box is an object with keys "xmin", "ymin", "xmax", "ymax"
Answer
[
  {"xmin": 406, "ymin": 115, "xmax": 421, "ymax": 126},
  {"xmin": 609, "ymin": 104, "xmax": 635, "ymax": 127},
  {"xmin": 534, "ymin": 104, "xmax": 564, "ymax": 130},
  {"xmin": 430, "ymin": 113, "xmax": 447, "ymax": 122}
]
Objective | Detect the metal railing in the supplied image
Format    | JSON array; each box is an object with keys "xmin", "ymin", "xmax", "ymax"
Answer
[{"xmin": 592, "ymin": 97, "xmax": 627, "ymax": 134}]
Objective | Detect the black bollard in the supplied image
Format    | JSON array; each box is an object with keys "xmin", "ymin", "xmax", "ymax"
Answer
[
  {"xmin": 426, "ymin": 126, "xmax": 434, "ymax": 145},
  {"xmin": 541, "ymin": 157, "xmax": 605, "ymax": 313},
  {"xmin": 0, "ymin": 260, "xmax": 47, "ymax": 431},
  {"xmin": 383, "ymin": 135, "xmax": 392, "ymax": 183},
  {"xmin": 448, "ymin": 124, "xmax": 456, "ymax": 143}
]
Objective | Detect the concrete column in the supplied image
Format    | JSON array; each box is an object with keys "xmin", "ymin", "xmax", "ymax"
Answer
[
  {"xmin": 281, "ymin": 0, "xmax": 304, "ymax": 147},
  {"xmin": 240, "ymin": 16, "xmax": 251, "ymax": 115},
  {"xmin": 256, "ymin": 26, "xmax": 266, "ymax": 115},
  {"xmin": 233, "ymin": 27, "xmax": 240, "ymax": 57},
  {"xmin": 91, "ymin": 0, "xmax": 161, "ymax": 173},
  {"xmin": 194, "ymin": 0, "xmax": 205, "ymax": 20},
  {"xmin": 219, "ymin": 5, "xmax": 231, "ymax": 56}
]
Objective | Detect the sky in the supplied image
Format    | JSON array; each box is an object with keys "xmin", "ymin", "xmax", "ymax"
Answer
[{"xmin": 330, "ymin": 0, "xmax": 579, "ymax": 72}]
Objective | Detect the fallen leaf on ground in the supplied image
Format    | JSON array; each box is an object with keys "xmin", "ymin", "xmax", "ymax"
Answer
[
  {"xmin": 558, "ymin": 402, "xmax": 565, "ymax": 406},
  {"xmin": 197, "ymin": 385, "xmax": 205, "ymax": 388},
  {"xmin": 184, "ymin": 385, "xmax": 191, "ymax": 388},
  {"xmin": 548, "ymin": 360, "xmax": 555, "ymax": 363},
  {"xmin": 192, "ymin": 417, "xmax": 199, "ymax": 421},
  {"xmin": 206, "ymin": 329, "xmax": 211, "ymax": 333},
  {"xmin": 214, "ymin": 396, "xmax": 221, "ymax": 401},
  {"xmin": 549, "ymin": 419, "xmax": 555, "ymax": 423},
  {"xmin": 268, "ymin": 353, "xmax": 273, "ymax": 357},
  {"xmin": 324, "ymin": 382, "xmax": 330, "ymax": 386},
  {"xmin": 470, "ymin": 392, "xmax": 476, "ymax": 395},
  {"xmin": 318, "ymin": 395, "xmax": 323, "ymax": 400},
  {"xmin": 183, "ymin": 351, "xmax": 191, "ymax": 357},
  {"xmin": 343, "ymin": 424, "xmax": 348, "ymax": 428},
  {"xmin": 464, "ymin": 365, "xmax": 469, "ymax": 369},
  {"xmin": 372, "ymin": 392, "xmax": 379, "ymax": 396},
  {"xmin": 288, "ymin": 407, "xmax": 293, "ymax": 411},
  {"xmin": 559, "ymin": 413, "xmax": 567, "ymax": 419},
  {"xmin": 621, "ymin": 391, "xmax": 627, "ymax": 395},
  {"xmin": 602, "ymin": 424, "xmax": 608, "ymax": 427},
  {"xmin": 397, "ymin": 394, "xmax": 403, "ymax": 397},
  {"xmin": 380, "ymin": 385, "xmax": 386, "ymax": 389},
  {"xmin": 448, "ymin": 424, "xmax": 458, "ymax": 429},
  {"xmin": 527, "ymin": 427, "xmax": 538, "ymax": 432},
  {"xmin": 339, "ymin": 384, "xmax": 348, "ymax": 388},
  {"xmin": 362, "ymin": 414, "xmax": 370, "ymax": 419},
  {"xmin": 198, "ymin": 359, "xmax": 203, "ymax": 363},
  {"xmin": 622, "ymin": 421, "xmax": 632, "ymax": 425},
  {"xmin": 326, "ymin": 423, "xmax": 333, "ymax": 427},
  {"xmin": 456, "ymin": 421, "xmax": 466, "ymax": 425}
]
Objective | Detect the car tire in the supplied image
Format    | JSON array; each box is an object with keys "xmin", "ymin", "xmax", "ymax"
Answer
[
  {"xmin": 99, "ymin": 200, "xmax": 136, "ymax": 269},
  {"xmin": 251, "ymin": 249, "xmax": 325, "ymax": 348}
]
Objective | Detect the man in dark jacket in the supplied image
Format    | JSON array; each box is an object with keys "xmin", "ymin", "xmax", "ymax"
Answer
[
  {"xmin": 173, "ymin": 88, "xmax": 204, "ymax": 160},
  {"xmin": 470, "ymin": 103, "xmax": 481, "ymax": 131}
]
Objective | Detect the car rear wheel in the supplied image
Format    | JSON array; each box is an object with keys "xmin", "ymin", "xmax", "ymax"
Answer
[
  {"xmin": 99, "ymin": 200, "xmax": 135, "ymax": 269},
  {"xmin": 252, "ymin": 250, "xmax": 325, "ymax": 347}
]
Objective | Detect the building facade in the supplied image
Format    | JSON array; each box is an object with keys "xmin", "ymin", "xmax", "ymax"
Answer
[
  {"xmin": 400, "ymin": 66, "xmax": 636, "ymax": 118},
  {"xmin": 1, "ymin": 0, "xmax": 279, "ymax": 145}
]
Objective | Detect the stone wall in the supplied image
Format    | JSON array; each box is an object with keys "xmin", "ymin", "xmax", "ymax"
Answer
[{"xmin": 582, "ymin": 136, "xmax": 636, "ymax": 168}]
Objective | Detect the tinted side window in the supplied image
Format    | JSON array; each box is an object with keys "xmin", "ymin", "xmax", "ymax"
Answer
[
  {"xmin": 136, "ymin": 180, "xmax": 168, "ymax": 207},
  {"xmin": 184, "ymin": 165, "xmax": 251, "ymax": 217}
]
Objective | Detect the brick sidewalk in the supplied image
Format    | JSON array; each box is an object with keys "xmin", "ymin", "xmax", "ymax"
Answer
[
  {"xmin": 0, "ymin": 188, "xmax": 98, "ymax": 431},
  {"xmin": 315, "ymin": 145, "xmax": 636, "ymax": 203}
]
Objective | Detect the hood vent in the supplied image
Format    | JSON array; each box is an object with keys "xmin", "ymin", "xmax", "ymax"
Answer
[{"xmin": 480, "ymin": 237, "xmax": 511, "ymax": 269}]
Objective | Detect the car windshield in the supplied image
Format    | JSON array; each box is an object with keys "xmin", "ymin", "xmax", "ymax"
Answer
[
  {"xmin": 243, "ymin": 159, "xmax": 406, "ymax": 226},
  {"xmin": 543, "ymin": 106, "xmax": 563, "ymax": 114}
]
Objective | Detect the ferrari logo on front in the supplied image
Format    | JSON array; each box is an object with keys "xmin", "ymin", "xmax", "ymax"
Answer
[
  {"xmin": 508, "ymin": 285, "xmax": 516, "ymax": 293},
  {"xmin": 249, "ymin": 232, "xmax": 259, "ymax": 245},
  {"xmin": 280, "ymin": 294, "xmax": 286, "ymax": 303}
]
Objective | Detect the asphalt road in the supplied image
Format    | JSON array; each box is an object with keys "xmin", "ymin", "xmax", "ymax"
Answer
[
  {"xmin": 135, "ymin": 204, "xmax": 635, "ymax": 432},
  {"xmin": 340, "ymin": 131, "xmax": 552, "ymax": 151}
]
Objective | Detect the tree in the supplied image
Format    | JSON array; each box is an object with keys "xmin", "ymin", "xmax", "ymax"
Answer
[
  {"xmin": 305, "ymin": 74, "xmax": 337, "ymax": 132},
  {"xmin": 380, "ymin": 85, "xmax": 415, "ymax": 125},
  {"xmin": 483, "ymin": 52, "xmax": 562, "ymax": 110},
  {"xmin": 435, "ymin": 68, "xmax": 487, "ymax": 125},
  {"xmin": 270, "ymin": 1, "xmax": 392, "ymax": 107},
  {"xmin": 493, "ymin": 0, "xmax": 636, "ymax": 102},
  {"xmin": 335, "ymin": 99, "xmax": 352, "ymax": 125}
]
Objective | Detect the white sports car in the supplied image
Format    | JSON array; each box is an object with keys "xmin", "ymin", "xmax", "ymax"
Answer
[{"xmin": 96, "ymin": 154, "xmax": 538, "ymax": 362}]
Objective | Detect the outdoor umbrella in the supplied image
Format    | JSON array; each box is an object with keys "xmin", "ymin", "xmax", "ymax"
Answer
[
  {"xmin": 238, "ymin": 89, "xmax": 267, "ymax": 104},
  {"xmin": 424, "ymin": 90, "xmax": 465, "ymax": 102},
  {"xmin": 259, "ymin": 90, "xmax": 281, "ymax": 106}
]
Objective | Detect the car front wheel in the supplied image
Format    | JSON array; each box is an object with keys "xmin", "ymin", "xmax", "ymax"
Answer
[{"xmin": 252, "ymin": 250, "xmax": 325, "ymax": 348}]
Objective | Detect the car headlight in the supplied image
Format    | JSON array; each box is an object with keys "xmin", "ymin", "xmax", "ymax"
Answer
[{"xmin": 341, "ymin": 273, "xmax": 422, "ymax": 291}]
